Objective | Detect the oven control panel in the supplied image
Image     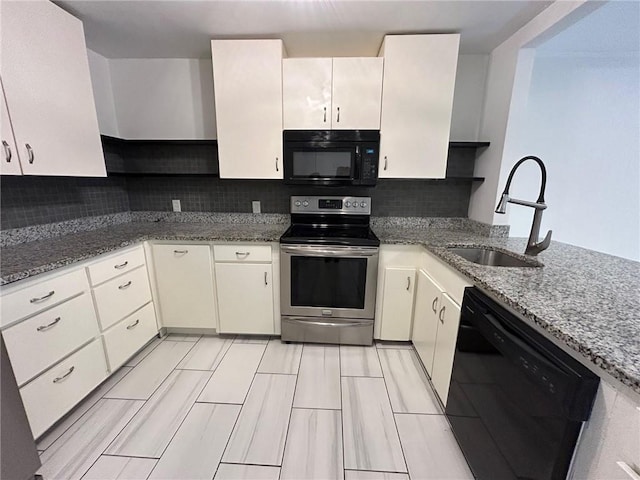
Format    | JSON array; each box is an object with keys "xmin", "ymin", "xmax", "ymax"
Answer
[{"xmin": 291, "ymin": 196, "xmax": 371, "ymax": 215}]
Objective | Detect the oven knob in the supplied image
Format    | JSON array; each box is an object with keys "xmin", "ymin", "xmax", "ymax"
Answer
[
  {"xmin": 295, "ymin": 200, "xmax": 301, "ymax": 207},
  {"xmin": 360, "ymin": 202, "xmax": 367, "ymax": 208},
  {"xmin": 353, "ymin": 203, "xmax": 358, "ymax": 208},
  {"xmin": 303, "ymin": 200, "xmax": 309, "ymax": 207},
  {"xmin": 345, "ymin": 201, "xmax": 351, "ymax": 207}
]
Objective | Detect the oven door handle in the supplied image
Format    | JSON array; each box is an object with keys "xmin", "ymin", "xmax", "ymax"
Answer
[
  {"xmin": 286, "ymin": 318, "xmax": 371, "ymax": 328},
  {"xmin": 281, "ymin": 245, "xmax": 378, "ymax": 257}
]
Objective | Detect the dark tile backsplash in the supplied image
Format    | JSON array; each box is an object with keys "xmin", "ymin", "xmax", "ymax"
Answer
[{"xmin": 0, "ymin": 147, "xmax": 479, "ymax": 229}]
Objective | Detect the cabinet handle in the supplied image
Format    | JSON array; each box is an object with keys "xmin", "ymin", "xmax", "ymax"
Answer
[
  {"xmin": 36, "ymin": 317, "xmax": 61, "ymax": 332},
  {"xmin": 406, "ymin": 277, "xmax": 411, "ymax": 291},
  {"xmin": 276, "ymin": 157, "xmax": 279, "ymax": 172},
  {"xmin": 53, "ymin": 366, "xmax": 75, "ymax": 383},
  {"xmin": 2, "ymin": 140, "xmax": 11, "ymax": 162},
  {"xmin": 118, "ymin": 280, "xmax": 132, "ymax": 290},
  {"xmin": 264, "ymin": 272, "xmax": 268, "ymax": 286},
  {"xmin": 174, "ymin": 249, "xmax": 188, "ymax": 254},
  {"xmin": 127, "ymin": 319, "xmax": 140, "ymax": 330},
  {"xmin": 439, "ymin": 306, "xmax": 446, "ymax": 324},
  {"xmin": 114, "ymin": 261, "xmax": 128, "ymax": 269},
  {"xmin": 336, "ymin": 106, "xmax": 340, "ymax": 123},
  {"xmin": 431, "ymin": 296, "xmax": 438, "ymax": 313},
  {"xmin": 235, "ymin": 251, "xmax": 250, "ymax": 258},
  {"xmin": 384, "ymin": 156, "xmax": 388, "ymax": 171},
  {"xmin": 323, "ymin": 106, "xmax": 327, "ymax": 123},
  {"xmin": 617, "ymin": 462, "xmax": 640, "ymax": 480},
  {"xmin": 26, "ymin": 143, "xmax": 34, "ymax": 164},
  {"xmin": 30, "ymin": 290, "xmax": 55, "ymax": 303}
]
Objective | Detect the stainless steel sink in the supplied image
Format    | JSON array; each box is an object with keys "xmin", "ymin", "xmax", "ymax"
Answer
[{"xmin": 448, "ymin": 247, "xmax": 542, "ymax": 267}]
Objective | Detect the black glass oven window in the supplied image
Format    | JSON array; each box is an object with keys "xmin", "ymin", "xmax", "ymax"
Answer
[
  {"xmin": 291, "ymin": 256, "xmax": 366, "ymax": 308},
  {"xmin": 292, "ymin": 151, "xmax": 352, "ymax": 178}
]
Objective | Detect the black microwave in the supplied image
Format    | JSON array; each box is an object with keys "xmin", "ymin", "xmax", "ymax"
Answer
[{"xmin": 283, "ymin": 130, "xmax": 379, "ymax": 186}]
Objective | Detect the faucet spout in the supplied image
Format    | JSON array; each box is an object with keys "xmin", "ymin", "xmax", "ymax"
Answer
[{"xmin": 495, "ymin": 155, "xmax": 552, "ymax": 256}]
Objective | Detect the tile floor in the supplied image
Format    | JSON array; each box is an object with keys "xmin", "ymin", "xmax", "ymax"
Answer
[{"xmin": 36, "ymin": 334, "xmax": 473, "ymax": 480}]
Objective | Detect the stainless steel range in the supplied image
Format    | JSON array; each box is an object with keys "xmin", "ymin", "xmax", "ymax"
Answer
[{"xmin": 280, "ymin": 196, "xmax": 380, "ymax": 345}]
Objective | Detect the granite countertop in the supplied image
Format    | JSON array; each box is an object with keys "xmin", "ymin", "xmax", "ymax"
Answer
[{"xmin": 1, "ymin": 220, "xmax": 639, "ymax": 396}]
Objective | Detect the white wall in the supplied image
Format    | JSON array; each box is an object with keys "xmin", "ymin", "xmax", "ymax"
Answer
[
  {"xmin": 87, "ymin": 49, "xmax": 119, "ymax": 137},
  {"xmin": 468, "ymin": 0, "xmax": 600, "ymax": 225},
  {"xmin": 108, "ymin": 58, "xmax": 216, "ymax": 139},
  {"xmin": 505, "ymin": 53, "xmax": 639, "ymax": 261},
  {"xmin": 449, "ymin": 54, "xmax": 489, "ymax": 142}
]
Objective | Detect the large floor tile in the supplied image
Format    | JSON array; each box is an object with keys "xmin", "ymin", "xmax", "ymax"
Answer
[
  {"xmin": 148, "ymin": 403, "xmax": 240, "ymax": 479},
  {"xmin": 106, "ymin": 370, "xmax": 211, "ymax": 458},
  {"xmin": 234, "ymin": 335, "xmax": 271, "ymax": 344},
  {"xmin": 105, "ymin": 341, "xmax": 194, "ymax": 400},
  {"xmin": 214, "ymin": 464, "xmax": 280, "ymax": 480},
  {"xmin": 375, "ymin": 341, "xmax": 413, "ymax": 350},
  {"xmin": 342, "ymin": 377, "xmax": 407, "ymax": 473},
  {"xmin": 340, "ymin": 345, "xmax": 383, "ymax": 377},
  {"xmin": 124, "ymin": 336, "xmax": 163, "ymax": 367},
  {"xmin": 293, "ymin": 345, "xmax": 341, "ymax": 409},
  {"xmin": 281, "ymin": 409, "xmax": 343, "ymax": 480},
  {"xmin": 258, "ymin": 338, "xmax": 303, "ymax": 374},
  {"xmin": 37, "ymin": 366, "xmax": 133, "ymax": 451},
  {"xmin": 82, "ymin": 456, "xmax": 157, "ymax": 480},
  {"xmin": 197, "ymin": 343, "xmax": 266, "ymax": 404},
  {"xmin": 38, "ymin": 399, "xmax": 144, "ymax": 480},
  {"xmin": 378, "ymin": 349, "xmax": 441, "ymax": 414},
  {"xmin": 176, "ymin": 336, "xmax": 234, "ymax": 371},
  {"xmin": 222, "ymin": 373, "xmax": 296, "ymax": 466},
  {"xmin": 345, "ymin": 471, "xmax": 409, "ymax": 480},
  {"xmin": 395, "ymin": 414, "xmax": 473, "ymax": 479},
  {"xmin": 166, "ymin": 333, "xmax": 201, "ymax": 342}
]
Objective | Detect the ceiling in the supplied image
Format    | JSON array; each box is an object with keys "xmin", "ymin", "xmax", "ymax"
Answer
[{"xmin": 55, "ymin": 0, "xmax": 554, "ymax": 59}]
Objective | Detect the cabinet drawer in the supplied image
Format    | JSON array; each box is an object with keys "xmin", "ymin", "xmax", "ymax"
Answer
[
  {"xmin": 93, "ymin": 266, "xmax": 152, "ymax": 331},
  {"xmin": 214, "ymin": 244, "xmax": 272, "ymax": 263},
  {"xmin": 1, "ymin": 269, "xmax": 89, "ymax": 328},
  {"xmin": 20, "ymin": 339, "xmax": 108, "ymax": 439},
  {"xmin": 87, "ymin": 246, "xmax": 146, "ymax": 286},
  {"xmin": 3, "ymin": 293, "xmax": 99, "ymax": 386},
  {"xmin": 103, "ymin": 303, "xmax": 158, "ymax": 371}
]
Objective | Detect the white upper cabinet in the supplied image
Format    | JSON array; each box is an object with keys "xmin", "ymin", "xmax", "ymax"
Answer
[
  {"xmin": 282, "ymin": 57, "xmax": 383, "ymax": 130},
  {"xmin": 0, "ymin": 80, "xmax": 21, "ymax": 175},
  {"xmin": 0, "ymin": 0, "xmax": 106, "ymax": 177},
  {"xmin": 211, "ymin": 39, "xmax": 284, "ymax": 179},
  {"xmin": 378, "ymin": 34, "xmax": 460, "ymax": 178}
]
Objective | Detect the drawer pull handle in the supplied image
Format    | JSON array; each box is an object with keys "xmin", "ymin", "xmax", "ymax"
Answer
[
  {"xmin": 439, "ymin": 306, "xmax": 446, "ymax": 324},
  {"xmin": 30, "ymin": 290, "xmax": 55, "ymax": 303},
  {"xmin": 118, "ymin": 281, "xmax": 132, "ymax": 290},
  {"xmin": 384, "ymin": 156, "xmax": 388, "ymax": 171},
  {"xmin": 406, "ymin": 276, "xmax": 411, "ymax": 291},
  {"xmin": 264, "ymin": 272, "xmax": 268, "ymax": 286},
  {"xmin": 323, "ymin": 106, "xmax": 327, "ymax": 122},
  {"xmin": 127, "ymin": 319, "xmax": 140, "ymax": 330},
  {"xmin": 174, "ymin": 249, "xmax": 188, "ymax": 254},
  {"xmin": 617, "ymin": 462, "xmax": 640, "ymax": 480},
  {"xmin": 431, "ymin": 296, "xmax": 438, "ymax": 313},
  {"xmin": 26, "ymin": 143, "xmax": 34, "ymax": 164},
  {"xmin": 36, "ymin": 317, "xmax": 61, "ymax": 332},
  {"xmin": 235, "ymin": 251, "xmax": 250, "ymax": 258},
  {"xmin": 336, "ymin": 106, "xmax": 340, "ymax": 123},
  {"xmin": 275, "ymin": 157, "xmax": 279, "ymax": 172},
  {"xmin": 53, "ymin": 366, "xmax": 75, "ymax": 383},
  {"xmin": 114, "ymin": 261, "xmax": 128, "ymax": 269},
  {"xmin": 2, "ymin": 140, "xmax": 12, "ymax": 162}
]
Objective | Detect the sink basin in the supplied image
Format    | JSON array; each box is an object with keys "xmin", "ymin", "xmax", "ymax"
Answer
[{"xmin": 448, "ymin": 247, "xmax": 542, "ymax": 268}]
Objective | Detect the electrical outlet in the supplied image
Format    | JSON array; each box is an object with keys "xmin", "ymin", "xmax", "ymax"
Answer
[
  {"xmin": 172, "ymin": 199, "xmax": 181, "ymax": 212},
  {"xmin": 252, "ymin": 201, "xmax": 261, "ymax": 214}
]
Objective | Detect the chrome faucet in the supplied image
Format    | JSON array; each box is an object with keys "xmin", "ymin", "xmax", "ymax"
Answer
[{"xmin": 495, "ymin": 155, "xmax": 552, "ymax": 256}]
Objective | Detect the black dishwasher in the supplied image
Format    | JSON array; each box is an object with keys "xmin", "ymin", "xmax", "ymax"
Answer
[{"xmin": 445, "ymin": 287, "xmax": 599, "ymax": 480}]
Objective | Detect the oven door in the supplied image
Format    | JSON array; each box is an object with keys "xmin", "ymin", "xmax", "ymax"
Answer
[
  {"xmin": 283, "ymin": 143, "xmax": 358, "ymax": 186},
  {"xmin": 280, "ymin": 244, "xmax": 379, "ymax": 319}
]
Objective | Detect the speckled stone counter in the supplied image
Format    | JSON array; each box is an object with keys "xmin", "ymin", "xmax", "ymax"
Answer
[{"xmin": 375, "ymin": 225, "xmax": 640, "ymax": 396}]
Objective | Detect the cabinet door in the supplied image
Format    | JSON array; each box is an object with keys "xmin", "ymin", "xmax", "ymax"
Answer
[
  {"xmin": 411, "ymin": 270, "xmax": 443, "ymax": 376},
  {"xmin": 331, "ymin": 58, "xmax": 383, "ymax": 130},
  {"xmin": 379, "ymin": 267, "xmax": 416, "ymax": 341},
  {"xmin": 211, "ymin": 40, "xmax": 283, "ymax": 179},
  {"xmin": 431, "ymin": 292, "xmax": 461, "ymax": 405},
  {"xmin": 215, "ymin": 263, "xmax": 274, "ymax": 335},
  {"xmin": 379, "ymin": 34, "xmax": 459, "ymax": 178},
  {"xmin": 0, "ymin": 1, "xmax": 105, "ymax": 177},
  {"xmin": 0, "ymin": 80, "xmax": 22, "ymax": 175},
  {"xmin": 283, "ymin": 58, "xmax": 332, "ymax": 130},
  {"xmin": 152, "ymin": 245, "xmax": 217, "ymax": 329}
]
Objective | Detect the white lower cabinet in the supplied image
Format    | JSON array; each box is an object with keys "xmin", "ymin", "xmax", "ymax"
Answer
[
  {"xmin": 430, "ymin": 292, "xmax": 461, "ymax": 404},
  {"xmin": 20, "ymin": 339, "xmax": 108, "ymax": 439},
  {"xmin": 102, "ymin": 303, "xmax": 157, "ymax": 371},
  {"xmin": 215, "ymin": 263, "xmax": 274, "ymax": 334},
  {"xmin": 411, "ymin": 269, "xmax": 442, "ymax": 375},
  {"xmin": 151, "ymin": 244, "xmax": 217, "ymax": 329},
  {"xmin": 378, "ymin": 267, "xmax": 416, "ymax": 341}
]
